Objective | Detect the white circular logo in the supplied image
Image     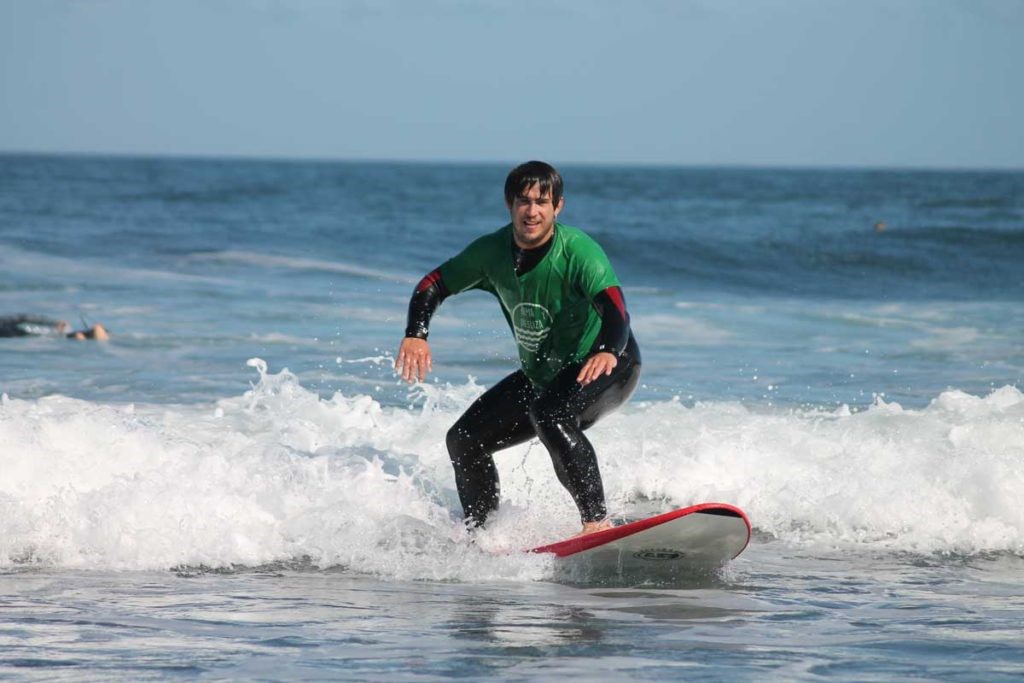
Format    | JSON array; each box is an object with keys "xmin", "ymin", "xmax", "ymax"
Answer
[{"xmin": 511, "ymin": 303, "xmax": 553, "ymax": 352}]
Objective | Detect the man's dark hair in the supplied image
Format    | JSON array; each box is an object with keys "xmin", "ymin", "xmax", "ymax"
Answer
[{"xmin": 504, "ymin": 160, "xmax": 563, "ymax": 206}]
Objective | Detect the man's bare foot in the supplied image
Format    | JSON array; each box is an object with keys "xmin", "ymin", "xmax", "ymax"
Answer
[{"xmin": 576, "ymin": 519, "xmax": 614, "ymax": 537}]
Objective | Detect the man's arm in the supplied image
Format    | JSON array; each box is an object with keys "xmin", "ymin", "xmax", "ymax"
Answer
[
  {"xmin": 395, "ymin": 232, "xmax": 493, "ymax": 383},
  {"xmin": 404, "ymin": 270, "xmax": 450, "ymax": 340},
  {"xmin": 396, "ymin": 269, "xmax": 451, "ymax": 383},
  {"xmin": 577, "ymin": 286, "xmax": 631, "ymax": 386},
  {"xmin": 590, "ymin": 286, "xmax": 630, "ymax": 356}
]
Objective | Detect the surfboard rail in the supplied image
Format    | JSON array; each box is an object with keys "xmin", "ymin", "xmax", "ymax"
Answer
[{"xmin": 529, "ymin": 502, "xmax": 751, "ymax": 559}]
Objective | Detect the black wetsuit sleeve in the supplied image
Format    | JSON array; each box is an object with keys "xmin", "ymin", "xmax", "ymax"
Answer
[
  {"xmin": 0, "ymin": 315, "xmax": 62, "ymax": 338},
  {"xmin": 590, "ymin": 286, "xmax": 631, "ymax": 356},
  {"xmin": 405, "ymin": 269, "xmax": 451, "ymax": 339}
]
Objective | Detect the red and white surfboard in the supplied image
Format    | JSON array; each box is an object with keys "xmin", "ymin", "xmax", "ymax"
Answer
[{"xmin": 530, "ymin": 503, "xmax": 751, "ymax": 577}]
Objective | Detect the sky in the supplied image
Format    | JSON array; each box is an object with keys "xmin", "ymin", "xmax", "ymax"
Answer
[{"xmin": 1, "ymin": 0, "xmax": 1022, "ymax": 169}]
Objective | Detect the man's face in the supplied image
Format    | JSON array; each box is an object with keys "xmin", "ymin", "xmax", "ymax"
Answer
[{"xmin": 508, "ymin": 183, "xmax": 563, "ymax": 249}]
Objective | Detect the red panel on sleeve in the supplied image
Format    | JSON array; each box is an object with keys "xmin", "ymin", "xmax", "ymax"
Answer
[
  {"xmin": 604, "ymin": 286, "xmax": 627, "ymax": 320},
  {"xmin": 416, "ymin": 270, "xmax": 442, "ymax": 293}
]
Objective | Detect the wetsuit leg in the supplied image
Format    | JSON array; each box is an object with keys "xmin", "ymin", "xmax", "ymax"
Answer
[
  {"xmin": 446, "ymin": 371, "xmax": 537, "ymax": 526},
  {"xmin": 0, "ymin": 315, "xmax": 58, "ymax": 338},
  {"xmin": 529, "ymin": 336, "xmax": 642, "ymax": 523}
]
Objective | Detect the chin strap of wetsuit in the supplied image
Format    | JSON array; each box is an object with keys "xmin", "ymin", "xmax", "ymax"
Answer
[
  {"xmin": 590, "ymin": 286, "xmax": 630, "ymax": 356},
  {"xmin": 405, "ymin": 269, "xmax": 450, "ymax": 339}
]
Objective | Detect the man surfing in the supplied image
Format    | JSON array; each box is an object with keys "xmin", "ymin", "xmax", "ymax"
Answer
[{"xmin": 395, "ymin": 161, "xmax": 641, "ymax": 536}]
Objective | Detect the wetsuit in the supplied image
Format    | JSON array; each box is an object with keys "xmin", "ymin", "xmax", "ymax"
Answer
[
  {"xmin": 0, "ymin": 315, "xmax": 66, "ymax": 338},
  {"xmin": 405, "ymin": 223, "xmax": 641, "ymax": 526}
]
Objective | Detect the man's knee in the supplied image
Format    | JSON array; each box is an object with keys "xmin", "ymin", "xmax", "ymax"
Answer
[
  {"xmin": 449, "ymin": 419, "xmax": 492, "ymax": 466},
  {"xmin": 446, "ymin": 423, "xmax": 471, "ymax": 462}
]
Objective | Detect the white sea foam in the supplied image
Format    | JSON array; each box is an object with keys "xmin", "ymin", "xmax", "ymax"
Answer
[
  {"xmin": 1, "ymin": 362, "xmax": 1022, "ymax": 576},
  {"xmin": 188, "ymin": 250, "xmax": 416, "ymax": 284},
  {"xmin": 0, "ymin": 244, "xmax": 236, "ymax": 287},
  {"xmin": 909, "ymin": 326, "xmax": 982, "ymax": 352},
  {"xmin": 632, "ymin": 313, "xmax": 733, "ymax": 345},
  {"xmin": 248, "ymin": 331, "xmax": 322, "ymax": 346}
]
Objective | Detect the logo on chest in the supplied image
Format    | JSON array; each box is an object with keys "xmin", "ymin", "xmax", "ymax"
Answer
[{"xmin": 511, "ymin": 303, "xmax": 553, "ymax": 352}]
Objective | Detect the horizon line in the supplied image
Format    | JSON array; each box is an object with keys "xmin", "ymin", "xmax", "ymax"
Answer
[{"xmin": 1, "ymin": 148, "xmax": 1022, "ymax": 175}]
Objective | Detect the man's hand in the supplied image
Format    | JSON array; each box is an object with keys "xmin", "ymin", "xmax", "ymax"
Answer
[
  {"xmin": 577, "ymin": 351, "xmax": 617, "ymax": 386},
  {"xmin": 396, "ymin": 337, "xmax": 432, "ymax": 384}
]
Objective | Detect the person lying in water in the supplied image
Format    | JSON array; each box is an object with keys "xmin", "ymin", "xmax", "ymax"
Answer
[{"xmin": 0, "ymin": 315, "xmax": 109, "ymax": 340}]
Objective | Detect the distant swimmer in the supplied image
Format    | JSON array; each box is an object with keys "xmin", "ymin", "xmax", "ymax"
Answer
[
  {"xmin": 395, "ymin": 161, "xmax": 641, "ymax": 537},
  {"xmin": 0, "ymin": 315, "xmax": 109, "ymax": 340},
  {"xmin": 874, "ymin": 221, "xmax": 887, "ymax": 233}
]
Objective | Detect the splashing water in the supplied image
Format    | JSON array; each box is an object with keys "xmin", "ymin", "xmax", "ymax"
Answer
[{"xmin": 2, "ymin": 362, "xmax": 1021, "ymax": 576}]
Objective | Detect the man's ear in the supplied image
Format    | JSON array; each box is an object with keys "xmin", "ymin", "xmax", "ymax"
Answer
[{"xmin": 555, "ymin": 196, "xmax": 565, "ymax": 215}]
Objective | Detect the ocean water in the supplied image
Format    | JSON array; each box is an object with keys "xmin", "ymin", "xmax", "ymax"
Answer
[{"xmin": 1, "ymin": 154, "xmax": 1023, "ymax": 680}]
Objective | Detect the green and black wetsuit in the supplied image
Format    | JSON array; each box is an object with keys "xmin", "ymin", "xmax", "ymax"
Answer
[{"xmin": 405, "ymin": 223, "xmax": 641, "ymax": 525}]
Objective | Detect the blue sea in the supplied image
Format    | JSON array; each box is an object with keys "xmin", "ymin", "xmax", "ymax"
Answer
[{"xmin": 1, "ymin": 154, "xmax": 1022, "ymax": 680}]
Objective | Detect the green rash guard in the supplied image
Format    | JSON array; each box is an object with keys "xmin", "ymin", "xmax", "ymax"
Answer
[{"xmin": 438, "ymin": 223, "xmax": 621, "ymax": 388}]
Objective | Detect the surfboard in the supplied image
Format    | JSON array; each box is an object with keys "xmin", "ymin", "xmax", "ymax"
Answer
[{"xmin": 529, "ymin": 502, "xmax": 751, "ymax": 582}]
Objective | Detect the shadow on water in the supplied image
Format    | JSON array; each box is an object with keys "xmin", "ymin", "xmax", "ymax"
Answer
[
  {"xmin": 428, "ymin": 580, "xmax": 760, "ymax": 681},
  {"xmin": 551, "ymin": 558, "xmax": 730, "ymax": 590},
  {"xmin": 171, "ymin": 556, "xmax": 328, "ymax": 579},
  {"xmin": 442, "ymin": 585, "xmax": 754, "ymax": 654}
]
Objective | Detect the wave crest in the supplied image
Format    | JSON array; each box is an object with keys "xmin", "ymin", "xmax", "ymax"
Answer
[{"xmin": 1, "ymin": 364, "xmax": 1022, "ymax": 575}]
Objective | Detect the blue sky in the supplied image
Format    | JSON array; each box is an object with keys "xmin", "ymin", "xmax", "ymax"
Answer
[{"xmin": 2, "ymin": 0, "xmax": 1022, "ymax": 168}]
